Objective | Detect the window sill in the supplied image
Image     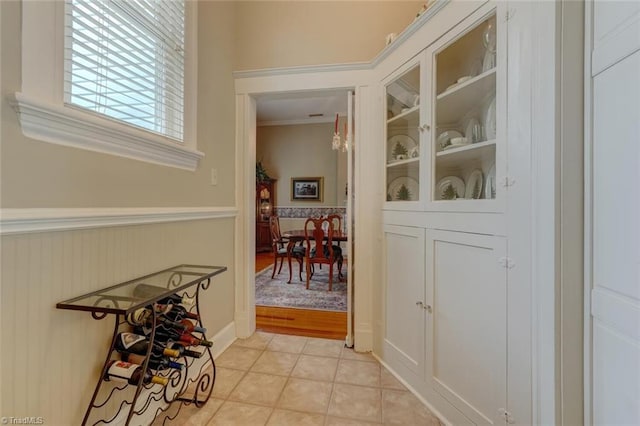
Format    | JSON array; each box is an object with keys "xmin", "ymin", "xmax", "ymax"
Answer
[{"xmin": 9, "ymin": 92, "xmax": 204, "ymax": 170}]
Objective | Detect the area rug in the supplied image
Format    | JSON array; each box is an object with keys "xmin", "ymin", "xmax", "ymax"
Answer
[{"xmin": 255, "ymin": 265, "xmax": 347, "ymax": 312}]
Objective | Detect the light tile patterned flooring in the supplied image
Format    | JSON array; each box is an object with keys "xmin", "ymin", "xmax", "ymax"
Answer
[{"xmin": 159, "ymin": 332, "xmax": 442, "ymax": 425}]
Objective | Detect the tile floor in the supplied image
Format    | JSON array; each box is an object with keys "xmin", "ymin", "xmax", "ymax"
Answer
[{"xmin": 157, "ymin": 332, "xmax": 442, "ymax": 425}]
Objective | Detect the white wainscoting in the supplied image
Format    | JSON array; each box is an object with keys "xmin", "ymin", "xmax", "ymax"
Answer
[{"xmin": 0, "ymin": 214, "xmax": 236, "ymax": 424}]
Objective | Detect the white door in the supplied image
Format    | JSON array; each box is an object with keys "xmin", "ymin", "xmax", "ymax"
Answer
[
  {"xmin": 586, "ymin": 2, "xmax": 640, "ymax": 424},
  {"xmin": 383, "ymin": 225, "xmax": 426, "ymax": 378},
  {"xmin": 426, "ymin": 229, "xmax": 507, "ymax": 425}
]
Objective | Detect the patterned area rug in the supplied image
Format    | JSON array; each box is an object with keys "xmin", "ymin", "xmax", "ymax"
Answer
[{"xmin": 255, "ymin": 265, "xmax": 347, "ymax": 312}]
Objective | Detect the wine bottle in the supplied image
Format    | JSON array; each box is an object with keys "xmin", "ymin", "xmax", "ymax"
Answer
[
  {"xmin": 121, "ymin": 352, "xmax": 184, "ymax": 371},
  {"xmin": 165, "ymin": 341, "xmax": 204, "ymax": 359},
  {"xmin": 144, "ymin": 328, "xmax": 213, "ymax": 348},
  {"xmin": 157, "ymin": 293, "xmax": 195, "ymax": 307},
  {"xmin": 114, "ymin": 332, "xmax": 180, "ymax": 358},
  {"xmin": 178, "ymin": 318, "xmax": 206, "ymax": 334},
  {"xmin": 125, "ymin": 308, "xmax": 187, "ymax": 331},
  {"xmin": 156, "ymin": 303, "xmax": 199, "ymax": 321},
  {"xmin": 104, "ymin": 360, "xmax": 168, "ymax": 386}
]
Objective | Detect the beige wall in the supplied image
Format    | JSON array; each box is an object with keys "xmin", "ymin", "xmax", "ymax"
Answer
[
  {"xmin": 235, "ymin": 1, "xmax": 424, "ymax": 70},
  {"xmin": 0, "ymin": 1, "xmax": 236, "ymax": 208},
  {"xmin": 0, "ymin": 220, "xmax": 235, "ymax": 424},
  {"xmin": 257, "ymin": 123, "xmax": 347, "ymax": 206},
  {"xmin": 0, "ymin": 1, "xmax": 237, "ymax": 423}
]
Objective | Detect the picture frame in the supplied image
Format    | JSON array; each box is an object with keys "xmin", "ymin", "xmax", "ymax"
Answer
[{"xmin": 291, "ymin": 177, "xmax": 323, "ymax": 202}]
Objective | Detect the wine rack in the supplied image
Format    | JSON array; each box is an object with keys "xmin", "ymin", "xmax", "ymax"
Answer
[{"xmin": 57, "ymin": 264, "xmax": 227, "ymax": 426}]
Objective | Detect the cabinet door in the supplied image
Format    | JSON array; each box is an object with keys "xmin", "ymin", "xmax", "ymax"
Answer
[
  {"xmin": 426, "ymin": 4, "xmax": 505, "ymax": 212},
  {"xmin": 425, "ymin": 229, "xmax": 506, "ymax": 425},
  {"xmin": 383, "ymin": 55, "xmax": 426, "ymax": 209},
  {"xmin": 383, "ymin": 225, "xmax": 426, "ymax": 378}
]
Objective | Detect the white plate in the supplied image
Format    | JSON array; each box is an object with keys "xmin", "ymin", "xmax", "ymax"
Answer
[
  {"xmin": 485, "ymin": 163, "xmax": 496, "ymax": 199},
  {"xmin": 464, "ymin": 169, "xmax": 484, "ymax": 199},
  {"xmin": 436, "ymin": 130, "xmax": 463, "ymax": 151},
  {"xmin": 484, "ymin": 96, "xmax": 496, "ymax": 140},
  {"xmin": 388, "ymin": 177, "xmax": 419, "ymax": 201},
  {"xmin": 464, "ymin": 117, "xmax": 482, "ymax": 144},
  {"xmin": 435, "ymin": 176, "xmax": 465, "ymax": 200},
  {"xmin": 387, "ymin": 135, "xmax": 417, "ymax": 163}
]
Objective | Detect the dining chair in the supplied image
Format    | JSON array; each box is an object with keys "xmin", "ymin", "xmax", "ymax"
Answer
[
  {"xmin": 269, "ymin": 216, "xmax": 305, "ymax": 283},
  {"xmin": 327, "ymin": 214, "xmax": 344, "ymax": 278},
  {"xmin": 303, "ymin": 217, "xmax": 342, "ymax": 291}
]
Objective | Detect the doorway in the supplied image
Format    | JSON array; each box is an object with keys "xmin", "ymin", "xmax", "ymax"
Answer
[{"xmin": 251, "ymin": 89, "xmax": 355, "ymax": 342}]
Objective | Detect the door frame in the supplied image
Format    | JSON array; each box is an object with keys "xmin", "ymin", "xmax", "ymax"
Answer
[{"xmin": 233, "ymin": 65, "xmax": 376, "ymax": 350}]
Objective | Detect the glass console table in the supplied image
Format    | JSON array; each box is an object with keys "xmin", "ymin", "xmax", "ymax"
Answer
[{"xmin": 57, "ymin": 264, "xmax": 227, "ymax": 426}]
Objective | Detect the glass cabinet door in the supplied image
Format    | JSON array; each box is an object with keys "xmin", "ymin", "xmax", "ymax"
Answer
[
  {"xmin": 431, "ymin": 13, "xmax": 498, "ymax": 203},
  {"xmin": 385, "ymin": 62, "xmax": 422, "ymax": 205}
]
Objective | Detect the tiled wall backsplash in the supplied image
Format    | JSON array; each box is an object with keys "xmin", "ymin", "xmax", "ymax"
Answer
[{"xmin": 275, "ymin": 206, "xmax": 346, "ymax": 219}]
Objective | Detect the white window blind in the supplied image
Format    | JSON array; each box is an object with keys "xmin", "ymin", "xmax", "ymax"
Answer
[{"xmin": 64, "ymin": 0, "xmax": 185, "ymax": 142}]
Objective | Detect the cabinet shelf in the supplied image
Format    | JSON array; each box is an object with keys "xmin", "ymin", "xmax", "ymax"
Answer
[
  {"xmin": 435, "ymin": 140, "xmax": 496, "ymax": 171},
  {"xmin": 57, "ymin": 265, "xmax": 227, "ymax": 426},
  {"xmin": 387, "ymin": 105, "xmax": 420, "ymax": 129},
  {"xmin": 387, "ymin": 157, "xmax": 420, "ymax": 168},
  {"xmin": 436, "ymin": 68, "xmax": 496, "ymax": 124}
]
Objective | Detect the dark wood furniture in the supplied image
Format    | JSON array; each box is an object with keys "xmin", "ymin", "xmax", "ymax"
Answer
[
  {"xmin": 269, "ymin": 216, "xmax": 305, "ymax": 283},
  {"xmin": 303, "ymin": 218, "xmax": 343, "ymax": 291},
  {"xmin": 256, "ymin": 179, "xmax": 276, "ymax": 252}
]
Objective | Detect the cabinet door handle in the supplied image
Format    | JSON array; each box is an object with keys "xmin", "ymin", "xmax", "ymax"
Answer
[
  {"xmin": 425, "ymin": 304, "xmax": 432, "ymax": 313},
  {"xmin": 416, "ymin": 301, "xmax": 424, "ymax": 308},
  {"xmin": 419, "ymin": 124, "xmax": 431, "ymax": 132}
]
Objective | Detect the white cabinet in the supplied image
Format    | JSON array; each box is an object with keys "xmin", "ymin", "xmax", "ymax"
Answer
[
  {"xmin": 384, "ymin": 57, "xmax": 424, "ymax": 208},
  {"xmin": 427, "ymin": 9, "xmax": 505, "ymax": 212},
  {"xmin": 382, "ymin": 2, "xmax": 513, "ymax": 425},
  {"xmin": 425, "ymin": 230, "xmax": 507, "ymax": 425},
  {"xmin": 383, "ymin": 225, "xmax": 426, "ymax": 378}
]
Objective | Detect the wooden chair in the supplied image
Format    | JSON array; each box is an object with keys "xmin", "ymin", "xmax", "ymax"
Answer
[
  {"xmin": 269, "ymin": 216, "xmax": 304, "ymax": 283},
  {"xmin": 303, "ymin": 217, "xmax": 342, "ymax": 291},
  {"xmin": 327, "ymin": 214, "xmax": 344, "ymax": 279}
]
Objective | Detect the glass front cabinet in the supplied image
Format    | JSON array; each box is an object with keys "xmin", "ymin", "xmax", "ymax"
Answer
[
  {"xmin": 384, "ymin": 58, "xmax": 424, "ymax": 208},
  {"xmin": 384, "ymin": 8, "xmax": 504, "ymax": 212}
]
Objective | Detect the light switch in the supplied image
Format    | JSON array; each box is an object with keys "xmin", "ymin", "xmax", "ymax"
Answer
[{"xmin": 210, "ymin": 168, "xmax": 218, "ymax": 186}]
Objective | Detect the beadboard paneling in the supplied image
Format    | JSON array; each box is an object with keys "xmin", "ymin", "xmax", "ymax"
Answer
[{"xmin": 0, "ymin": 218, "xmax": 234, "ymax": 424}]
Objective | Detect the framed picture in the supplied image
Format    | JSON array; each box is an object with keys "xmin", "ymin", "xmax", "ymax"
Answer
[{"xmin": 291, "ymin": 177, "xmax": 323, "ymax": 202}]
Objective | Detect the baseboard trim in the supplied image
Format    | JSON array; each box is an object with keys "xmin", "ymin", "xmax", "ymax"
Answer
[
  {"xmin": 211, "ymin": 321, "xmax": 237, "ymax": 359},
  {"xmin": 0, "ymin": 207, "xmax": 237, "ymax": 235}
]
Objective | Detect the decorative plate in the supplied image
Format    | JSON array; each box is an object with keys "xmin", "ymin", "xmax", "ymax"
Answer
[
  {"xmin": 387, "ymin": 135, "xmax": 417, "ymax": 163},
  {"xmin": 464, "ymin": 169, "xmax": 484, "ymax": 199},
  {"xmin": 436, "ymin": 130, "xmax": 463, "ymax": 151},
  {"xmin": 485, "ymin": 163, "xmax": 496, "ymax": 199},
  {"xmin": 435, "ymin": 176, "xmax": 465, "ymax": 200},
  {"xmin": 484, "ymin": 96, "xmax": 496, "ymax": 140},
  {"xmin": 387, "ymin": 177, "xmax": 419, "ymax": 201}
]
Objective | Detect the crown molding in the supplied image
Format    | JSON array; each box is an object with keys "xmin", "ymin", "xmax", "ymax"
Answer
[{"xmin": 233, "ymin": 0, "xmax": 449, "ymax": 80}]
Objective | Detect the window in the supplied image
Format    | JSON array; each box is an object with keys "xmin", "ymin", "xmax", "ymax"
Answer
[
  {"xmin": 64, "ymin": 0, "xmax": 185, "ymax": 141},
  {"xmin": 12, "ymin": 0, "xmax": 201, "ymax": 170}
]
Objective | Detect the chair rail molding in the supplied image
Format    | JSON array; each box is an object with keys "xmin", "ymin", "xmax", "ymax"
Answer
[{"xmin": 0, "ymin": 207, "xmax": 237, "ymax": 235}]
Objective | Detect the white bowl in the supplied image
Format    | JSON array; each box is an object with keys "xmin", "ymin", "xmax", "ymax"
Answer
[{"xmin": 450, "ymin": 137, "xmax": 468, "ymax": 146}]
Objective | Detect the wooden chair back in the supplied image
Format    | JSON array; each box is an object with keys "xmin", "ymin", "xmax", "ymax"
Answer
[
  {"xmin": 304, "ymin": 217, "xmax": 335, "ymax": 262},
  {"xmin": 269, "ymin": 216, "xmax": 284, "ymax": 251},
  {"xmin": 327, "ymin": 214, "xmax": 343, "ymax": 236}
]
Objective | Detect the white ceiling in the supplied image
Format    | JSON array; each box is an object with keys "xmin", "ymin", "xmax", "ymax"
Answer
[{"xmin": 256, "ymin": 89, "xmax": 350, "ymax": 126}]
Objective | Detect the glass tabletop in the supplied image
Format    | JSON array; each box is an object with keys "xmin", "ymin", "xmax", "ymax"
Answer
[{"xmin": 56, "ymin": 264, "xmax": 227, "ymax": 315}]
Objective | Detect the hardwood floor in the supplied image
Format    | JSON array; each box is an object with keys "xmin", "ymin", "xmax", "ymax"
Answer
[{"xmin": 254, "ymin": 252, "xmax": 347, "ymax": 340}]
